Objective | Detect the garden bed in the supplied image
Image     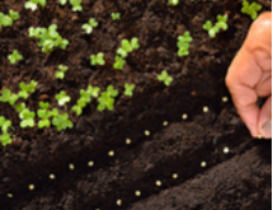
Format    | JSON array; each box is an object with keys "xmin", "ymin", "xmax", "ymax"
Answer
[{"xmin": 0, "ymin": 0, "xmax": 271, "ymax": 209}]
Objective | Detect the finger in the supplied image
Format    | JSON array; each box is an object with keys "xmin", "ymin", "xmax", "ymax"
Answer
[
  {"xmin": 255, "ymin": 73, "xmax": 271, "ymax": 97},
  {"xmin": 258, "ymin": 96, "xmax": 272, "ymax": 139}
]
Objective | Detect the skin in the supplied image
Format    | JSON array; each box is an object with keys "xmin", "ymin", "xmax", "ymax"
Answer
[{"xmin": 225, "ymin": 12, "xmax": 272, "ymax": 139}]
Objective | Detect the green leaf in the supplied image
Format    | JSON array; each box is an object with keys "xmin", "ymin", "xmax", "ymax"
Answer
[
  {"xmin": 111, "ymin": 13, "xmax": 120, "ymax": 21},
  {"xmin": 157, "ymin": 70, "xmax": 173, "ymax": 86},
  {"xmin": 107, "ymin": 85, "xmax": 118, "ymax": 97},
  {"xmin": 25, "ymin": 1, "xmax": 38, "ymax": 11},
  {"xmin": 59, "ymin": 0, "xmax": 67, "ymax": 5},
  {"xmin": 124, "ymin": 84, "xmax": 135, "ymax": 97},
  {"xmin": 8, "ymin": 50, "xmax": 23, "ymax": 64},
  {"xmin": 38, "ymin": 119, "xmax": 50, "ymax": 128},
  {"xmin": 203, "ymin": 20, "xmax": 212, "ymax": 30},
  {"xmin": 55, "ymin": 90, "xmax": 71, "ymax": 106},
  {"xmin": 121, "ymin": 39, "xmax": 132, "ymax": 52},
  {"xmin": 116, "ymin": 48, "xmax": 127, "ymax": 58},
  {"xmin": 15, "ymin": 103, "xmax": 26, "ymax": 112},
  {"xmin": 9, "ymin": 10, "xmax": 20, "ymax": 20},
  {"xmin": 72, "ymin": 105, "xmax": 82, "ymax": 115},
  {"xmin": 52, "ymin": 113, "xmax": 73, "ymax": 131},
  {"xmin": 0, "ymin": 133, "xmax": 12, "ymax": 146},
  {"xmin": 55, "ymin": 71, "xmax": 64, "ymax": 79},
  {"xmin": 113, "ymin": 55, "xmax": 126, "ymax": 70},
  {"xmin": 131, "ymin": 37, "xmax": 139, "ymax": 49}
]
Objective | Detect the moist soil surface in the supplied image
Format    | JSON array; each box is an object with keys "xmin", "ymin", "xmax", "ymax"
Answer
[{"xmin": 0, "ymin": 0, "xmax": 272, "ymax": 209}]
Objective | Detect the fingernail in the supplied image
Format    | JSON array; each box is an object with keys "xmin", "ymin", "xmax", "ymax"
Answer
[{"xmin": 260, "ymin": 120, "xmax": 272, "ymax": 138}]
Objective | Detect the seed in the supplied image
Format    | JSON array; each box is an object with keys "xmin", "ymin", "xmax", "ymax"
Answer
[
  {"xmin": 116, "ymin": 199, "xmax": 122, "ymax": 206},
  {"xmin": 135, "ymin": 190, "xmax": 141, "ymax": 196},
  {"xmin": 7, "ymin": 193, "xmax": 13, "ymax": 198},
  {"xmin": 222, "ymin": 96, "xmax": 228, "ymax": 102},
  {"xmin": 108, "ymin": 150, "xmax": 115, "ymax": 157},
  {"xmin": 88, "ymin": 161, "xmax": 94, "ymax": 167},
  {"xmin": 155, "ymin": 180, "xmax": 162, "ymax": 186},
  {"xmin": 223, "ymin": 146, "xmax": 229, "ymax": 154},
  {"xmin": 163, "ymin": 121, "xmax": 168, "ymax": 126},
  {"xmin": 49, "ymin": 173, "xmax": 55, "ymax": 180},
  {"xmin": 28, "ymin": 184, "xmax": 35, "ymax": 191},
  {"xmin": 203, "ymin": 106, "xmax": 209, "ymax": 113},
  {"xmin": 200, "ymin": 161, "xmax": 206, "ymax": 167},
  {"xmin": 182, "ymin": 113, "xmax": 187, "ymax": 120},
  {"xmin": 69, "ymin": 163, "xmax": 75, "ymax": 170},
  {"xmin": 125, "ymin": 138, "xmax": 131, "ymax": 144},
  {"xmin": 144, "ymin": 130, "xmax": 150, "ymax": 136},
  {"xmin": 172, "ymin": 173, "xmax": 178, "ymax": 179},
  {"xmin": 256, "ymin": 135, "xmax": 263, "ymax": 139}
]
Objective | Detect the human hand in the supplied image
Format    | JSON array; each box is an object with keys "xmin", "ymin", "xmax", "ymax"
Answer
[{"xmin": 225, "ymin": 12, "xmax": 272, "ymax": 139}]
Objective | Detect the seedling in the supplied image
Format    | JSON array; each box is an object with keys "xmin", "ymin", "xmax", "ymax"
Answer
[
  {"xmin": 241, "ymin": 0, "xmax": 262, "ymax": 20},
  {"xmin": 0, "ymin": 88, "xmax": 19, "ymax": 106},
  {"xmin": 117, "ymin": 37, "xmax": 140, "ymax": 58},
  {"xmin": 29, "ymin": 24, "xmax": 69, "ymax": 53},
  {"xmin": 15, "ymin": 103, "xmax": 26, "ymax": 112},
  {"xmin": 0, "ymin": 116, "xmax": 12, "ymax": 134},
  {"xmin": 70, "ymin": 0, "xmax": 83, "ymax": 11},
  {"xmin": 82, "ymin": 18, "xmax": 98, "ymax": 34},
  {"xmin": 55, "ymin": 65, "xmax": 68, "ymax": 79},
  {"xmin": 0, "ymin": 10, "xmax": 19, "ymax": 29},
  {"xmin": 25, "ymin": 0, "xmax": 47, "ymax": 11},
  {"xmin": 37, "ymin": 101, "xmax": 52, "ymax": 128},
  {"xmin": 87, "ymin": 85, "xmax": 100, "ymax": 98},
  {"xmin": 157, "ymin": 70, "xmax": 173, "ymax": 86},
  {"xmin": 19, "ymin": 108, "xmax": 35, "ymax": 128},
  {"xmin": 113, "ymin": 55, "xmax": 126, "ymax": 70},
  {"xmin": 0, "ymin": 133, "xmax": 12, "ymax": 146},
  {"xmin": 203, "ymin": 14, "xmax": 228, "ymax": 38},
  {"xmin": 168, "ymin": 0, "xmax": 179, "ymax": 6},
  {"xmin": 8, "ymin": 50, "xmax": 23, "ymax": 64},
  {"xmin": 177, "ymin": 31, "xmax": 192, "ymax": 56},
  {"xmin": 18, "ymin": 80, "xmax": 38, "ymax": 99},
  {"xmin": 90, "ymin": 52, "xmax": 105, "ymax": 66},
  {"xmin": 51, "ymin": 109, "xmax": 73, "ymax": 131},
  {"xmin": 124, "ymin": 84, "xmax": 135, "ymax": 97},
  {"xmin": 97, "ymin": 85, "xmax": 118, "ymax": 111},
  {"xmin": 55, "ymin": 90, "xmax": 71, "ymax": 106},
  {"xmin": 59, "ymin": 0, "xmax": 67, "ymax": 5},
  {"xmin": 111, "ymin": 13, "xmax": 121, "ymax": 21}
]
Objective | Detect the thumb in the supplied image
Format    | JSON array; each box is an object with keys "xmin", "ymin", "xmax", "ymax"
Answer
[{"xmin": 258, "ymin": 96, "xmax": 272, "ymax": 139}]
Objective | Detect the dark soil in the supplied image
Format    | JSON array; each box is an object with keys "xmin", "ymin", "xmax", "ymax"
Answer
[{"xmin": 0, "ymin": 0, "xmax": 271, "ymax": 209}]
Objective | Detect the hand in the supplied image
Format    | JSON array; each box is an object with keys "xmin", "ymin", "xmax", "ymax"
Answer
[{"xmin": 225, "ymin": 12, "xmax": 272, "ymax": 139}]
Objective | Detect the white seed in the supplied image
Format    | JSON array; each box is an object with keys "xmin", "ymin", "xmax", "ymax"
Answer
[
  {"xmin": 88, "ymin": 161, "xmax": 94, "ymax": 167},
  {"xmin": 49, "ymin": 173, "xmax": 55, "ymax": 180},
  {"xmin": 135, "ymin": 190, "xmax": 141, "ymax": 196},
  {"xmin": 222, "ymin": 96, "xmax": 228, "ymax": 102},
  {"xmin": 116, "ymin": 199, "xmax": 122, "ymax": 206},
  {"xmin": 203, "ymin": 106, "xmax": 209, "ymax": 113},
  {"xmin": 200, "ymin": 161, "xmax": 207, "ymax": 167},
  {"xmin": 172, "ymin": 173, "xmax": 178, "ymax": 179},
  {"xmin": 125, "ymin": 138, "xmax": 131, "ymax": 144},
  {"xmin": 223, "ymin": 146, "xmax": 229, "ymax": 154},
  {"xmin": 7, "ymin": 193, "xmax": 13, "ymax": 198},
  {"xmin": 108, "ymin": 150, "xmax": 115, "ymax": 157},
  {"xmin": 28, "ymin": 184, "xmax": 35, "ymax": 191},
  {"xmin": 144, "ymin": 130, "xmax": 150, "ymax": 136},
  {"xmin": 163, "ymin": 121, "xmax": 168, "ymax": 126},
  {"xmin": 182, "ymin": 113, "xmax": 188, "ymax": 120},
  {"xmin": 256, "ymin": 135, "xmax": 263, "ymax": 139},
  {"xmin": 69, "ymin": 163, "xmax": 75, "ymax": 170},
  {"xmin": 155, "ymin": 180, "xmax": 162, "ymax": 186}
]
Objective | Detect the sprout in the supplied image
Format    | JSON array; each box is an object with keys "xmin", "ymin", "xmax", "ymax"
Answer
[
  {"xmin": 59, "ymin": 0, "xmax": 67, "ymax": 5},
  {"xmin": 157, "ymin": 70, "xmax": 173, "ymax": 86},
  {"xmin": 0, "ymin": 13, "xmax": 12, "ymax": 28},
  {"xmin": 203, "ymin": 14, "xmax": 228, "ymax": 38},
  {"xmin": 9, "ymin": 10, "xmax": 20, "ymax": 21},
  {"xmin": 82, "ymin": 18, "xmax": 98, "ymax": 34},
  {"xmin": 8, "ymin": 50, "xmax": 23, "ymax": 64},
  {"xmin": 117, "ymin": 37, "xmax": 140, "ymax": 58},
  {"xmin": 18, "ymin": 80, "xmax": 38, "ymax": 99},
  {"xmin": 25, "ymin": 0, "xmax": 47, "ymax": 11},
  {"xmin": 124, "ymin": 84, "xmax": 135, "ymax": 97},
  {"xmin": 70, "ymin": 0, "xmax": 83, "ymax": 11},
  {"xmin": 111, "ymin": 13, "xmax": 121, "ymax": 21},
  {"xmin": 28, "ymin": 24, "xmax": 69, "ymax": 53},
  {"xmin": 0, "ymin": 133, "xmax": 12, "ymax": 146},
  {"xmin": 113, "ymin": 55, "xmax": 126, "ymax": 70},
  {"xmin": 19, "ymin": 108, "xmax": 35, "ymax": 128},
  {"xmin": 51, "ymin": 109, "xmax": 73, "ymax": 131},
  {"xmin": 177, "ymin": 31, "xmax": 192, "ymax": 56},
  {"xmin": 55, "ymin": 90, "xmax": 71, "ymax": 106},
  {"xmin": 55, "ymin": 65, "xmax": 68, "ymax": 79},
  {"xmin": 97, "ymin": 85, "xmax": 118, "ymax": 111},
  {"xmin": 0, "ymin": 88, "xmax": 19, "ymax": 106},
  {"xmin": 90, "ymin": 52, "xmax": 105, "ymax": 66},
  {"xmin": 37, "ymin": 102, "xmax": 52, "ymax": 128},
  {"xmin": 168, "ymin": 0, "xmax": 179, "ymax": 6},
  {"xmin": 241, "ymin": 0, "xmax": 262, "ymax": 20},
  {"xmin": 15, "ymin": 103, "xmax": 26, "ymax": 113},
  {"xmin": 0, "ymin": 116, "xmax": 12, "ymax": 134}
]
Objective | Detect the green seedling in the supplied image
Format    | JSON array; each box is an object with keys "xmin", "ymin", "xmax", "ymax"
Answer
[
  {"xmin": 0, "ymin": 116, "xmax": 12, "ymax": 134},
  {"xmin": 70, "ymin": 0, "xmax": 83, "ymax": 11},
  {"xmin": 37, "ymin": 101, "xmax": 52, "ymax": 128},
  {"xmin": 177, "ymin": 31, "xmax": 192, "ymax": 56},
  {"xmin": 15, "ymin": 102, "xmax": 26, "ymax": 112},
  {"xmin": 19, "ymin": 108, "xmax": 35, "ymax": 128},
  {"xmin": 51, "ymin": 108, "xmax": 73, "ymax": 131},
  {"xmin": 113, "ymin": 55, "xmax": 126, "ymax": 70},
  {"xmin": 124, "ymin": 84, "xmax": 135, "ymax": 97},
  {"xmin": 203, "ymin": 14, "xmax": 228, "ymax": 38},
  {"xmin": 55, "ymin": 65, "xmax": 68, "ymax": 79},
  {"xmin": 29, "ymin": 24, "xmax": 69, "ymax": 53},
  {"xmin": 0, "ymin": 10, "xmax": 19, "ymax": 29},
  {"xmin": 157, "ymin": 70, "xmax": 173, "ymax": 86},
  {"xmin": 97, "ymin": 85, "xmax": 118, "ymax": 111},
  {"xmin": 0, "ymin": 88, "xmax": 19, "ymax": 106},
  {"xmin": 25, "ymin": 0, "xmax": 47, "ymax": 11},
  {"xmin": 55, "ymin": 90, "xmax": 71, "ymax": 106},
  {"xmin": 8, "ymin": 50, "xmax": 23, "ymax": 64},
  {"xmin": 0, "ymin": 133, "xmax": 12, "ymax": 146},
  {"xmin": 117, "ymin": 37, "xmax": 140, "ymax": 58},
  {"xmin": 111, "ymin": 13, "xmax": 121, "ymax": 21},
  {"xmin": 241, "ymin": 0, "xmax": 262, "ymax": 20},
  {"xmin": 18, "ymin": 80, "xmax": 38, "ymax": 99},
  {"xmin": 168, "ymin": 0, "xmax": 179, "ymax": 6},
  {"xmin": 72, "ymin": 85, "xmax": 100, "ymax": 115},
  {"xmin": 82, "ymin": 18, "xmax": 98, "ymax": 34},
  {"xmin": 59, "ymin": 0, "xmax": 67, "ymax": 5},
  {"xmin": 90, "ymin": 52, "xmax": 105, "ymax": 66}
]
